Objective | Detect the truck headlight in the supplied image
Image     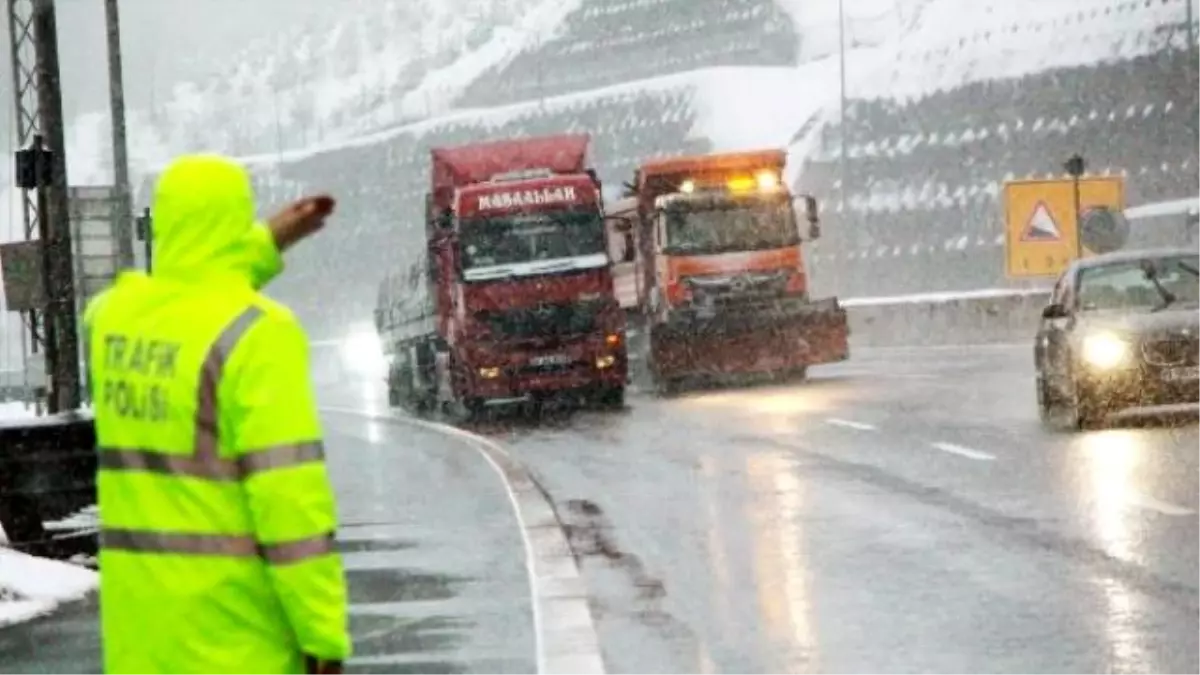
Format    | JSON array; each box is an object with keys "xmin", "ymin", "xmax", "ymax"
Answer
[{"xmin": 1080, "ymin": 332, "xmax": 1130, "ymax": 370}]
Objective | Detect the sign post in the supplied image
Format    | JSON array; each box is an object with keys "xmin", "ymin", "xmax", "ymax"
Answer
[
  {"xmin": 1003, "ymin": 175, "xmax": 1125, "ymax": 279},
  {"xmin": 68, "ymin": 185, "xmax": 121, "ymax": 312}
]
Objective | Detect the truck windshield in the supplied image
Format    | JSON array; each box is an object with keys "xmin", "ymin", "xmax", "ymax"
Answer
[
  {"xmin": 460, "ymin": 211, "xmax": 605, "ymax": 271},
  {"xmin": 665, "ymin": 199, "xmax": 798, "ymax": 255}
]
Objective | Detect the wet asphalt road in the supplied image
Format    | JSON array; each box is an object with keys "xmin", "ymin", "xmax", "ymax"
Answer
[
  {"xmin": 449, "ymin": 344, "xmax": 1199, "ymax": 673},
  {"xmin": 3, "ymin": 343, "xmax": 1196, "ymax": 673},
  {"xmin": 0, "ymin": 412, "xmax": 535, "ymax": 674}
]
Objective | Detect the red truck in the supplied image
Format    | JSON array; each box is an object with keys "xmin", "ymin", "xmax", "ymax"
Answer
[
  {"xmin": 375, "ymin": 134, "xmax": 628, "ymax": 416},
  {"xmin": 607, "ymin": 148, "xmax": 849, "ymax": 393}
]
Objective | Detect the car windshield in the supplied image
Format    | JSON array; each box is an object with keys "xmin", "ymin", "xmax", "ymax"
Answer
[
  {"xmin": 459, "ymin": 211, "xmax": 605, "ymax": 271},
  {"xmin": 1077, "ymin": 254, "xmax": 1200, "ymax": 312},
  {"xmin": 665, "ymin": 197, "xmax": 798, "ymax": 254}
]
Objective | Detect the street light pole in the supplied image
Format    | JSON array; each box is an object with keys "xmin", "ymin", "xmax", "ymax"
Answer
[
  {"xmin": 834, "ymin": 0, "xmax": 849, "ymax": 294},
  {"xmin": 104, "ymin": 0, "xmax": 134, "ymax": 270},
  {"xmin": 837, "ymin": 0, "xmax": 848, "ymax": 218},
  {"xmin": 1187, "ymin": 0, "xmax": 1195, "ymax": 54}
]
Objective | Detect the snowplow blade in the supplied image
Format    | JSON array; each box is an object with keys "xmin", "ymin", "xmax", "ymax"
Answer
[{"xmin": 649, "ymin": 296, "xmax": 849, "ymax": 379}]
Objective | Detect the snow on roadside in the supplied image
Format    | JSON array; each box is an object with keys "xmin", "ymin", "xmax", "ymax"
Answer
[
  {"xmin": 0, "ymin": 547, "xmax": 98, "ymax": 628},
  {"xmin": 0, "ymin": 401, "xmax": 37, "ymax": 421}
]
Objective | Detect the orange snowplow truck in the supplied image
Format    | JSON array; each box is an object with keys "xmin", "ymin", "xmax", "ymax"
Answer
[{"xmin": 610, "ymin": 149, "xmax": 849, "ymax": 392}]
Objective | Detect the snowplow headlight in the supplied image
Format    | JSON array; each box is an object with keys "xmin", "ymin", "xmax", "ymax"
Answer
[
  {"xmin": 680, "ymin": 180, "xmax": 695, "ymax": 193},
  {"xmin": 1080, "ymin": 332, "xmax": 1130, "ymax": 370},
  {"xmin": 727, "ymin": 176, "xmax": 755, "ymax": 192},
  {"xmin": 478, "ymin": 366, "xmax": 502, "ymax": 379},
  {"xmin": 755, "ymin": 170, "xmax": 779, "ymax": 191},
  {"xmin": 595, "ymin": 355, "xmax": 616, "ymax": 369}
]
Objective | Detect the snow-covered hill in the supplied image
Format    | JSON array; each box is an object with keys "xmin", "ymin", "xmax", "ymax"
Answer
[
  {"xmin": 125, "ymin": 0, "xmax": 573, "ymax": 166},
  {"xmin": 73, "ymin": 0, "xmax": 1191, "ymax": 180}
]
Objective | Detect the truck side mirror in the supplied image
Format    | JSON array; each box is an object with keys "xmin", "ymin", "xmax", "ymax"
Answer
[
  {"xmin": 604, "ymin": 215, "xmax": 636, "ymax": 263},
  {"xmin": 1041, "ymin": 303, "xmax": 1070, "ymax": 320},
  {"xmin": 796, "ymin": 195, "xmax": 821, "ymax": 240},
  {"xmin": 621, "ymin": 232, "xmax": 635, "ymax": 262}
]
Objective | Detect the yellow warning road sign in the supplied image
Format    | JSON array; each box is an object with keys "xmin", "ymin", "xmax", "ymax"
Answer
[{"xmin": 1003, "ymin": 176, "xmax": 1125, "ymax": 278}]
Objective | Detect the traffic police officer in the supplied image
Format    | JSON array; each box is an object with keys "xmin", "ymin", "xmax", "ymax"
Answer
[{"xmin": 84, "ymin": 154, "xmax": 350, "ymax": 674}]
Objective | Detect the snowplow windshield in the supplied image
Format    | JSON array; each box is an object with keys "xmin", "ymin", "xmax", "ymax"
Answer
[
  {"xmin": 663, "ymin": 196, "xmax": 798, "ymax": 255},
  {"xmin": 459, "ymin": 210, "xmax": 606, "ymax": 272}
]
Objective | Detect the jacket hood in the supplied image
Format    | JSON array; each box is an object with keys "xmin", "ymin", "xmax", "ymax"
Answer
[{"xmin": 151, "ymin": 154, "xmax": 268, "ymax": 284}]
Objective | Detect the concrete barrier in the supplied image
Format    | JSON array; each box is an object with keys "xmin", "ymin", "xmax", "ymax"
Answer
[{"xmin": 844, "ymin": 287, "xmax": 1051, "ymax": 348}]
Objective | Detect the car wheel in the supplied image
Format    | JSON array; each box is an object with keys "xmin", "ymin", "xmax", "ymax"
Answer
[
  {"xmin": 1036, "ymin": 376, "xmax": 1056, "ymax": 426},
  {"xmin": 1069, "ymin": 379, "xmax": 1105, "ymax": 430}
]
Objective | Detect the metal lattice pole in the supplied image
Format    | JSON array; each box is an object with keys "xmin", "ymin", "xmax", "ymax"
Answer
[
  {"xmin": 7, "ymin": 0, "xmax": 45, "ymax": 402},
  {"xmin": 6, "ymin": 0, "xmax": 81, "ymax": 411}
]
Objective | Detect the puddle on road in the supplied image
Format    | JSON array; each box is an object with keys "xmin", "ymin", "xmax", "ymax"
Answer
[{"xmin": 347, "ymin": 567, "xmax": 469, "ymax": 604}]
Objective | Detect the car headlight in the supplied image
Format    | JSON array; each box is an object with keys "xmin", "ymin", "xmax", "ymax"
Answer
[{"xmin": 1080, "ymin": 332, "xmax": 1130, "ymax": 370}]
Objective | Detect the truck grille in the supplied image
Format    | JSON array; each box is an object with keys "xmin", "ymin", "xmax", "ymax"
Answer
[
  {"xmin": 515, "ymin": 361, "xmax": 578, "ymax": 377},
  {"xmin": 686, "ymin": 271, "xmax": 790, "ymax": 310},
  {"xmin": 1141, "ymin": 336, "xmax": 1199, "ymax": 366},
  {"xmin": 477, "ymin": 301, "xmax": 600, "ymax": 341}
]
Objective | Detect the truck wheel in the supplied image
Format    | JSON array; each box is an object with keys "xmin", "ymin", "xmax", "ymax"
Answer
[
  {"xmin": 463, "ymin": 397, "xmax": 486, "ymax": 420},
  {"xmin": 395, "ymin": 366, "xmax": 416, "ymax": 409},
  {"xmin": 594, "ymin": 385, "xmax": 626, "ymax": 409},
  {"xmin": 414, "ymin": 389, "xmax": 436, "ymax": 415},
  {"xmin": 655, "ymin": 377, "xmax": 681, "ymax": 397}
]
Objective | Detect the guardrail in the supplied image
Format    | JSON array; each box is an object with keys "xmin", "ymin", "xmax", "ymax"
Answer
[
  {"xmin": 844, "ymin": 287, "xmax": 1051, "ymax": 348},
  {"xmin": 0, "ymin": 411, "xmax": 98, "ymax": 559}
]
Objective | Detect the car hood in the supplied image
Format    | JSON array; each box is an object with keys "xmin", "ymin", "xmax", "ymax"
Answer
[{"xmin": 1077, "ymin": 305, "xmax": 1200, "ymax": 337}]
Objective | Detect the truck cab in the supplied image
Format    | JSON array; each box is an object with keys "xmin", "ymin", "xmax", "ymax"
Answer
[
  {"xmin": 405, "ymin": 134, "xmax": 628, "ymax": 414},
  {"xmin": 612, "ymin": 148, "xmax": 848, "ymax": 391},
  {"xmin": 644, "ymin": 170, "xmax": 820, "ymax": 322}
]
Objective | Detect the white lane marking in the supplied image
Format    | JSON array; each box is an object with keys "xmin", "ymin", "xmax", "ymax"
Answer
[
  {"xmin": 852, "ymin": 343, "xmax": 1027, "ymax": 355},
  {"xmin": 321, "ymin": 406, "xmax": 605, "ymax": 675},
  {"xmin": 825, "ymin": 417, "xmax": 877, "ymax": 431},
  {"xmin": 1124, "ymin": 491, "xmax": 1195, "ymax": 516},
  {"xmin": 930, "ymin": 441, "xmax": 996, "ymax": 461}
]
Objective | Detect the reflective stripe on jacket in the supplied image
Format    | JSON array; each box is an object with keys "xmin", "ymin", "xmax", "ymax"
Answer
[{"xmin": 85, "ymin": 155, "xmax": 351, "ymax": 674}]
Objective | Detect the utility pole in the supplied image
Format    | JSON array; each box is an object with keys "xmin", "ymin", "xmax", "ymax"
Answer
[
  {"xmin": 1187, "ymin": 0, "xmax": 1195, "ymax": 54},
  {"xmin": 836, "ymin": 0, "xmax": 848, "ymax": 293},
  {"xmin": 104, "ymin": 0, "xmax": 134, "ymax": 270},
  {"xmin": 1185, "ymin": 0, "xmax": 1195, "ymax": 194},
  {"xmin": 30, "ymin": 0, "xmax": 80, "ymax": 412},
  {"xmin": 837, "ymin": 0, "xmax": 848, "ymax": 215}
]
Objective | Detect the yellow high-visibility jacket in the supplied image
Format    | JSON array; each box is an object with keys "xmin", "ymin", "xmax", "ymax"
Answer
[{"xmin": 84, "ymin": 155, "xmax": 351, "ymax": 674}]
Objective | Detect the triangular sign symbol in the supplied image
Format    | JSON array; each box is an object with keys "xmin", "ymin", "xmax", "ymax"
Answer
[{"xmin": 1021, "ymin": 201, "xmax": 1061, "ymax": 242}]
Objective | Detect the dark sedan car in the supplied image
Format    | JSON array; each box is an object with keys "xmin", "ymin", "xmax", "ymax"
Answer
[{"xmin": 1034, "ymin": 247, "xmax": 1199, "ymax": 429}]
